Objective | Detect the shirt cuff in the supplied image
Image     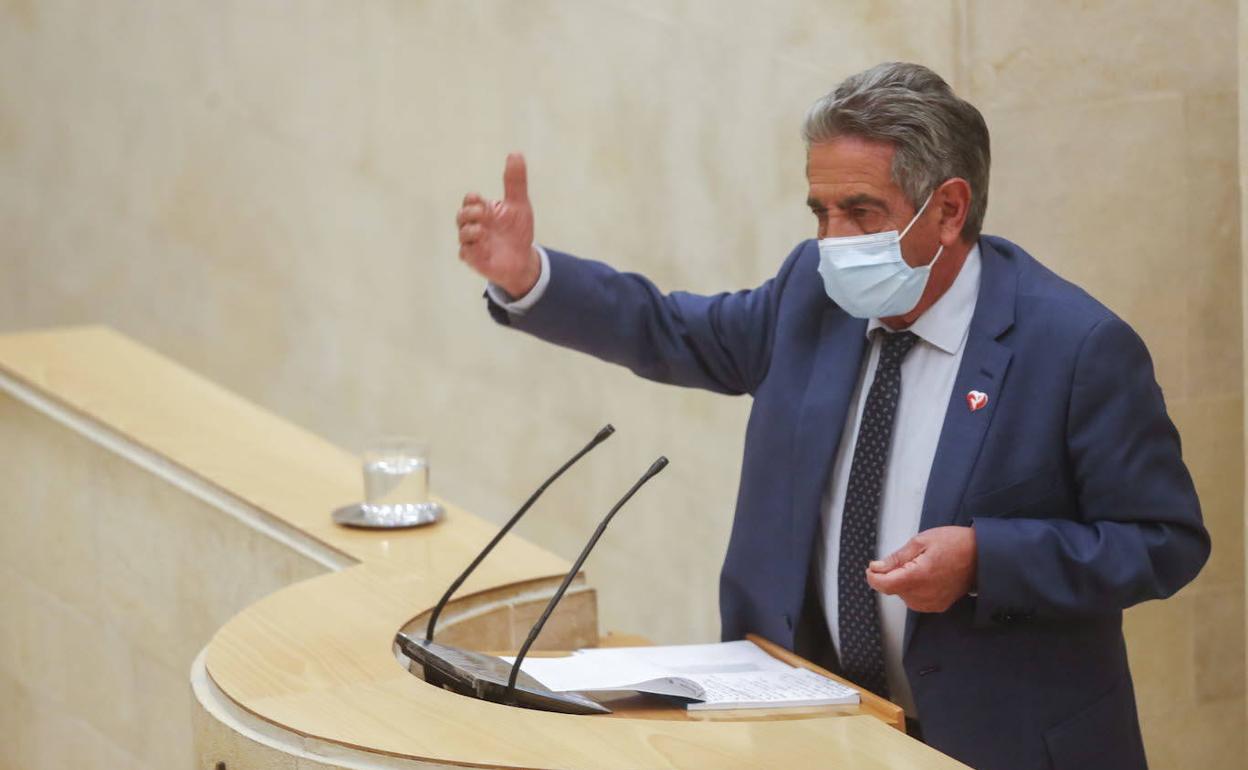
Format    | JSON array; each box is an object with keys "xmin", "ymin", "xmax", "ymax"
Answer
[{"xmin": 485, "ymin": 245, "xmax": 551, "ymax": 316}]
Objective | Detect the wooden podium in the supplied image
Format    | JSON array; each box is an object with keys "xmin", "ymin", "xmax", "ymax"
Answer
[{"xmin": 0, "ymin": 327, "xmax": 969, "ymax": 769}]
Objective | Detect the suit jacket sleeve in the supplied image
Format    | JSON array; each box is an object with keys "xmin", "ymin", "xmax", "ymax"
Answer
[
  {"xmin": 486, "ymin": 243, "xmax": 806, "ymax": 396},
  {"xmin": 972, "ymin": 315, "xmax": 1211, "ymax": 623}
]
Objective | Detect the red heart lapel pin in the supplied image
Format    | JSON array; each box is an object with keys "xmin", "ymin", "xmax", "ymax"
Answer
[{"xmin": 966, "ymin": 390, "xmax": 988, "ymax": 412}]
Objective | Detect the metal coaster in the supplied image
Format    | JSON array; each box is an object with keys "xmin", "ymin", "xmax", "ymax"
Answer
[{"xmin": 332, "ymin": 502, "xmax": 445, "ymax": 530}]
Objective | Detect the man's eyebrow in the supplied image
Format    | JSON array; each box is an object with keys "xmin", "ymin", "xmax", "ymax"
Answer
[
  {"xmin": 835, "ymin": 193, "xmax": 889, "ymax": 210},
  {"xmin": 806, "ymin": 193, "xmax": 890, "ymax": 211}
]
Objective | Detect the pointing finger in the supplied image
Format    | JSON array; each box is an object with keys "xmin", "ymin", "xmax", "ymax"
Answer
[{"xmin": 502, "ymin": 152, "xmax": 529, "ymax": 204}]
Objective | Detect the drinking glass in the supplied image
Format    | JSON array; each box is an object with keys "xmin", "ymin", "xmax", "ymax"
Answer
[{"xmin": 362, "ymin": 437, "xmax": 431, "ymax": 524}]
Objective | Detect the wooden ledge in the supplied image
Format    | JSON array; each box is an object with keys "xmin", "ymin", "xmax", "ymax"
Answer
[{"xmin": 0, "ymin": 327, "xmax": 965, "ymax": 770}]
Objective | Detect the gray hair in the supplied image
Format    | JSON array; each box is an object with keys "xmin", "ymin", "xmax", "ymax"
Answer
[{"xmin": 802, "ymin": 62, "xmax": 991, "ymax": 240}]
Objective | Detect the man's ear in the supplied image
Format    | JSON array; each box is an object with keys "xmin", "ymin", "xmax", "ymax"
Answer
[{"xmin": 936, "ymin": 178, "xmax": 972, "ymax": 245}]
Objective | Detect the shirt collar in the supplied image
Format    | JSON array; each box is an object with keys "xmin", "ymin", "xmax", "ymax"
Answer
[{"xmin": 866, "ymin": 243, "xmax": 982, "ymax": 355}]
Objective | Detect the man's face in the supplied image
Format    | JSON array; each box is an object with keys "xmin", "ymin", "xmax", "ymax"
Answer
[{"xmin": 806, "ymin": 137, "xmax": 935, "ymax": 268}]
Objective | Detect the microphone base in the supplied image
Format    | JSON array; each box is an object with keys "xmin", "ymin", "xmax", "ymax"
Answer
[{"xmin": 395, "ymin": 633, "xmax": 611, "ymax": 715}]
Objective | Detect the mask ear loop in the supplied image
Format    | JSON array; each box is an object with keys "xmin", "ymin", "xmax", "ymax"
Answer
[
  {"xmin": 899, "ymin": 188, "xmax": 944, "ymax": 270},
  {"xmin": 898, "ymin": 189, "xmax": 936, "ymax": 240}
]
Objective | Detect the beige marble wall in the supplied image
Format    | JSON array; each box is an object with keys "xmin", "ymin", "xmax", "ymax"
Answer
[
  {"xmin": 1, "ymin": 1, "xmax": 1243, "ymax": 767},
  {"xmin": 0, "ymin": 0, "xmax": 963, "ymax": 648},
  {"xmin": 1241, "ymin": 0, "xmax": 1248, "ymax": 747},
  {"xmin": 1238, "ymin": 0, "xmax": 1248, "ymax": 743},
  {"xmin": 0, "ymin": 391, "xmax": 329, "ymax": 769}
]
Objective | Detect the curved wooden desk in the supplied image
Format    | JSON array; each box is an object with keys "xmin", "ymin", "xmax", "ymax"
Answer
[{"xmin": 0, "ymin": 327, "xmax": 968, "ymax": 769}]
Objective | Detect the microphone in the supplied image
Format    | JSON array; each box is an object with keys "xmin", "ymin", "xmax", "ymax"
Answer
[
  {"xmin": 504, "ymin": 457, "xmax": 668, "ymax": 701},
  {"xmin": 424, "ymin": 424, "xmax": 615, "ymax": 642},
  {"xmin": 395, "ymin": 449, "xmax": 669, "ymax": 716}
]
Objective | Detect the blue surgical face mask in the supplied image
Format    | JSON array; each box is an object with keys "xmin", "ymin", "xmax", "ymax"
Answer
[{"xmin": 816, "ymin": 191, "xmax": 944, "ymax": 319}]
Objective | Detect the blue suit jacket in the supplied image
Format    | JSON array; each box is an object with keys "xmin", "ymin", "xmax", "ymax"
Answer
[{"xmin": 489, "ymin": 236, "xmax": 1209, "ymax": 770}]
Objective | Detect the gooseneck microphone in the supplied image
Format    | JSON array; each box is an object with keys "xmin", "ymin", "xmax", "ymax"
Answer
[
  {"xmin": 394, "ymin": 428, "xmax": 670, "ymax": 716},
  {"xmin": 504, "ymin": 456, "xmax": 669, "ymax": 702},
  {"xmin": 424, "ymin": 424, "xmax": 615, "ymax": 642}
]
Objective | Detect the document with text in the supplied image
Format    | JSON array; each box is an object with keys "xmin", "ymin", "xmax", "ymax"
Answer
[{"xmin": 504, "ymin": 640, "xmax": 860, "ymax": 710}]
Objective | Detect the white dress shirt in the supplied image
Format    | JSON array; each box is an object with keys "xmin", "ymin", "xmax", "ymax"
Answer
[
  {"xmin": 816, "ymin": 244, "xmax": 981, "ymax": 717},
  {"xmin": 490, "ymin": 243, "xmax": 983, "ymax": 717}
]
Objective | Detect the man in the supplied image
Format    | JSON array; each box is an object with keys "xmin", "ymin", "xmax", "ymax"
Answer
[{"xmin": 455, "ymin": 63, "xmax": 1209, "ymax": 770}]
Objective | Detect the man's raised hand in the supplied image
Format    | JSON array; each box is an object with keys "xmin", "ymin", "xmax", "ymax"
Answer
[{"xmin": 456, "ymin": 153, "xmax": 541, "ymax": 299}]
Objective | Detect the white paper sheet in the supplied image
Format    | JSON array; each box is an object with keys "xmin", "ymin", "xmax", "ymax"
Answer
[
  {"xmin": 687, "ymin": 667, "xmax": 859, "ymax": 710},
  {"xmin": 503, "ymin": 640, "xmax": 858, "ymax": 709}
]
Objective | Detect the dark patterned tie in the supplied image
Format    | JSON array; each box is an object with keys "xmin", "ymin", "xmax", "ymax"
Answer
[{"xmin": 838, "ymin": 329, "xmax": 919, "ymax": 697}]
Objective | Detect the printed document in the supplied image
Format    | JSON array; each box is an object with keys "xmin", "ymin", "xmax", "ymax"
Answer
[{"xmin": 504, "ymin": 640, "xmax": 859, "ymax": 710}]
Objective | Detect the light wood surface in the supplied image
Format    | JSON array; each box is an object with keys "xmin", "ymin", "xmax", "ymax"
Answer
[{"xmin": 0, "ymin": 326, "xmax": 968, "ymax": 769}]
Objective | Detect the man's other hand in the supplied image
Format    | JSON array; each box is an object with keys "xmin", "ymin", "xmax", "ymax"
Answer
[
  {"xmin": 456, "ymin": 153, "xmax": 541, "ymax": 298},
  {"xmin": 866, "ymin": 525, "xmax": 977, "ymax": 613}
]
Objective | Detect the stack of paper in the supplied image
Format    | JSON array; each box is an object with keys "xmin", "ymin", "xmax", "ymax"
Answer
[{"xmin": 504, "ymin": 640, "xmax": 859, "ymax": 710}]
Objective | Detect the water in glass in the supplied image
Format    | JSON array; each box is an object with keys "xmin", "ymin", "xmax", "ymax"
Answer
[{"xmin": 362, "ymin": 443, "xmax": 429, "ymax": 523}]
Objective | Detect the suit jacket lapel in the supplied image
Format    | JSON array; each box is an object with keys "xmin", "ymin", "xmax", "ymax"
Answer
[
  {"xmin": 903, "ymin": 238, "xmax": 1017, "ymax": 653},
  {"xmin": 789, "ymin": 309, "xmax": 868, "ymax": 585}
]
